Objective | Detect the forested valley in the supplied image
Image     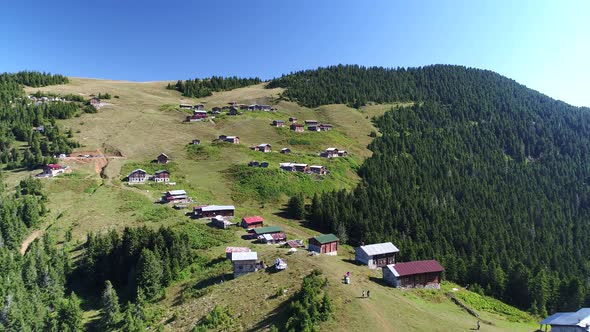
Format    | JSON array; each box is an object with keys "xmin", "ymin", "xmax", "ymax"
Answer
[{"xmin": 275, "ymin": 64, "xmax": 590, "ymax": 315}]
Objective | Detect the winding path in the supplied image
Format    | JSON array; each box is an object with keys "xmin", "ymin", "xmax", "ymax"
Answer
[{"xmin": 20, "ymin": 229, "xmax": 42, "ymax": 255}]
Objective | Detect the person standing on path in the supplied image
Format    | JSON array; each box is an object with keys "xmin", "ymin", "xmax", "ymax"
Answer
[
  {"xmin": 476, "ymin": 320, "xmax": 480, "ymax": 330},
  {"xmin": 367, "ymin": 290, "xmax": 370, "ymax": 298},
  {"xmin": 362, "ymin": 290, "xmax": 365, "ymax": 298}
]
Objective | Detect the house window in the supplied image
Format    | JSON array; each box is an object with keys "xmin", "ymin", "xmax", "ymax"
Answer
[{"xmin": 239, "ymin": 265, "xmax": 243, "ymax": 270}]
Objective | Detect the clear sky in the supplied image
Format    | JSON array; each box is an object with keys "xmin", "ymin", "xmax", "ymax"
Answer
[{"xmin": 1, "ymin": 0, "xmax": 589, "ymax": 106}]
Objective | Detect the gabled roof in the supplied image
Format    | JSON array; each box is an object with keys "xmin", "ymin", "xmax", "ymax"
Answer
[
  {"xmin": 311, "ymin": 233, "xmax": 339, "ymax": 244},
  {"xmin": 358, "ymin": 242, "xmax": 400, "ymax": 256},
  {"xmin": 46, "ymin": 164, "xmax": 63, "ymax": 170},
  {"xmin": 158, "ymin": 153, "xmax": 168, "ymax": 157},
  {"xmin": 385, "ymin": 260, "xmax": 444, "ymax": 277},
  {"xmin": 231, "ymin": 252, "xmax": 258, "ymax": 261},
  {"xmin": 128, "ymin": 168, "xmax": 147, "ymax": 176},
  {"xmin": 540, "ymin": 308, "xmax": 590, "ymax": 326},
  {"xmin": 326, "ymin": 148, "xmax": 338, "ymax": 151},
  {"xmin": 253, "ymin": 226, "xmax": 283, "ymax": 235},
  {"xmin": 202, "ymin": 205, "xmax": 235, "ymax": 212},
  {"xmin": 258, "ymin": 143, "xmax": 271, "ymax": 147},
  {"xmin": 310, "ymin": 165, "xmax": 325, "ymax": 169},
  {"xmin": 154, "ymin": 170, "xmax": 169, "ymax": 174},
  {"xmin": 242, "ymin": 216, "xmax": 264, "ymax": 224},
  {"xmin": 166, "ymin": 190, "xmax": 186, "ymax": 196}
]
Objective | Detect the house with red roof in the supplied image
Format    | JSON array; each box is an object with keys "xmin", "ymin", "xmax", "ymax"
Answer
[
  {"xmin": 382, "ymin": 260, "xmax": 444, "ymax": 289},
  {"xmin": 241, "ymin": 216, "xmax": 264, "ymax": 229},
  {"xmin": 41, "ymin": 164, "xmax": 69, "ymax": 177}
]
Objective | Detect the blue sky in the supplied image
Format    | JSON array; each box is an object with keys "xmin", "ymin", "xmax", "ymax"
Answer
[{"xmin": 1, "ymin": 0, "xmax": 589, "ymax": 106}]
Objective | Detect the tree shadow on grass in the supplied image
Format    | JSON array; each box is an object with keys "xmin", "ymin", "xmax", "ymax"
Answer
[
  {"xmin": 369, "ymin": 276, "xmax": 389, "ymax": 286},
  {"xmin": 246, "ymin": 297, "xmax": 292, "ymax": 332}
]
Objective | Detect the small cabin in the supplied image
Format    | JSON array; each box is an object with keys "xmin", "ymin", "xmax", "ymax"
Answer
[
  {"xmin": 309, "ymin": 165, "xmax": 327, "ymax": 175},
  {"xmin": 157, "ymin": 153, "xmax": 169, "ymax": 164},
  {"xmin": 355, "ymin": 242, "xmax": 399, "ymax": 269},
  {"xmin": 90, "ymin": 97, "xmax": 101, "ymax": 108},
  {"xmin": 211, "ymin": 215, "xmax": 236, "ymax": 229},
  {"xmin": 127, "ymin": 169, "xmax": 147, "ymax": 184},
  {"xmin": 179, "ymin": 104, "xmax": 193, "ymax": 109},
  {"xmin": 228, "ymin": 107, "xmax": 239, "ymax": 115},
  {"xmin": 323, "ymin": 148, "xmax": 340, "ymax": 158},
  {"xmin": 219, "ymin": 135, "xmax": 240, "ymax": 144},
  {"xmin": 42, "ymin": 164, "xmax": 68, "ymax": 177},
  {"xmin": 290, "ymin": 124, "xmax": 304, "ymax": 132},
  {"xmin": 153, "ymin": 170, "xmax": 170, "ymax": 183},
  {"xmin": 280, "ymin": 148, "xmax": 291, "ymax": 154},
  {"xmin": 191, "ymin": 139, "xmax": 201, "ymax": 145},
  {"xmin": 304, "ymin": 120, "xmax": 318, "ymax": 126},
  {"xmin": 289, "ymin": 117, "xmax": 297, "ymax": 122},
  {"xmin": 232, "ymin": 252, "xmax": 258, "ymax": 278},
  {"xmin": 194, "ymin": 205, "xmax": 235, "ymax": 218},
  {"xmin": 261, "ymin": 232, "xmax": 286, "ymax": 244},
  {"xmin": 212, "ymin": 107, "xmax": 222, "ymax": 113},
  {"xmin": 308, "ymin": 234, "xmax": 339, "ymax": 255},
  {"xmin": 319, "ymin": 124, "xmax": 333, "ymax": 131},
  {"xmin": 250, "ymin": 143, "xmax": 271, "ymax": 153},
  {"xmin": 251, "ymin": 226, "xmax": 284, "ymax": 239},
  {"xmin": 242, "ymin": 216, "xmax": 264, "ymax": 229},
  {"xmin": 307, "ymin": 125, "xmax": 320, "ymax": 132},
  {"xmin": 163, "ymin": 190, "xmax": 188, "ymax": 203},
  {"xmin": 272, "ymin": 120, "xmax": 285, "ymax": 127},
  {"xmin": 194, "ymin": 104, "xmax": 205, "ymax": 110},
  {"xmin": 382, "ymin": 260, "xmax": 444, "ymax": 289}
]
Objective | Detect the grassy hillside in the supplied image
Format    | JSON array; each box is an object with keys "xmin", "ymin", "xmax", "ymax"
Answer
[{"xmin": 13, "ymin": 79, "xmax": 538, "ymax": 331}]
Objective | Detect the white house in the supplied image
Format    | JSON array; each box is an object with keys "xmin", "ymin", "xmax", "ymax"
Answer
[
  {"xmin": 540, "ymin": 308, "xmax": 590, "ymax": 332},
  {"xmin": 355, "ymin": 242, "xmax": 399, "ymax": 269},
  {"xmin": 232, "ymin": 252, "xmax": 258, "ymax": 278}
]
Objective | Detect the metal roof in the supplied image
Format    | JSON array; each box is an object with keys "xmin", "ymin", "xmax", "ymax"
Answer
[
  {"xmin": 358, "ymin": 242, "xmax": 400, "ymax": 256},
  {"xmin": 202, "ymin": 205, "xmax": 235, "ymax": 212},
  {"xmin": 311, "ymin": 233, "xmax": 339, "ymax": 244},
  {"xmin": 231, "ymin": 252, "xmax": 258, "ymax": 261},
  {"xmin": 167, "ymin": 190, "xmax": 186, "ymax": 196},
  {"xmin": 242, "ymin": 216, "xmax": 264, "ymax": 224},
  {"xmin": 540, "ymin": 308, "xmax": 590, "ymax": 326},
  {"xmin": 386, "ymin": 260, "xmax": 444, "ymax": 277},
  {"xmin": 253, "ymin": 226, "xmax": 283, "ymax": 235}
]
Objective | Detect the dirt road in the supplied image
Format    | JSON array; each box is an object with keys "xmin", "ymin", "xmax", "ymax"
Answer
[{"xmin": 20, "ymin": 229, "xmax": 42, "ymax": 255}]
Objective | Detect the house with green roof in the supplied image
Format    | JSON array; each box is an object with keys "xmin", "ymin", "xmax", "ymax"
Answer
[
  {"xmin": 308, "ymin": 233, "xmax": 339, "ymax": 255},
  {"xmin": 252, "ymin": 226, "xmax": 283, "ymax": 235}
]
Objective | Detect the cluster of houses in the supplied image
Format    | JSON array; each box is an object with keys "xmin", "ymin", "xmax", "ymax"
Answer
[
  {"xmin": 279, "ymin": 163, "xmax": 327, "ymax": 175},
  {"xmin": 28, "ymin": 95, "xmax": 65, "ymax": 105},
  {"xmin": 161, "ymin": 189, "xmax": 192, "ymax": 205},
  {"xmin": 37, "ymin": 164, "xmax": 70, "ymax": 178},
  {"xmin": 127, "ymin": 169, "xmax": 171, "ymax": 184},
  {"xmin": 182, "ymin": 102, "xmax": 277, "ymax": 122},
  {"xmin": 276, "ymin": 118, "xmax": 334, "ymax": 132}
]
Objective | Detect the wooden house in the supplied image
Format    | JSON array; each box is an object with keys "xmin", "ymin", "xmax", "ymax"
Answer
[
  {"xmin": 289, "ymin": 117, "xmax": 297, "ymax": 122},
  {"xmin": 225, "ymin": 247, "xmax": 250, "ymax": 259},
  {"xmin": 242, "ymin": 216, "xmax": 264, "ymax": 229},
  {"xmin": 382, "ymin": 260, "xmax": 444, "ymax": 289},
  {"xmin": 260, "ymin": 162, "xmax": 269, "ymax": 168},
  {"xmin": 294, "ymin": 163, "xmax": 310, "ymax": 172},
  {"xmin": 309, "ymin": 165, "xmax": 327, "ymax": 175},
  {"xmin": 272, "ymin": 120, "xmax": 285, "ymax": 127},
  {"xmin": 127, "ymin": 169, "xmax": 147, "ymax": 184},
  {"xmin": 228, "ymin": 107, "xmax": 239, "ymax": 115},
  {"xmin": 261, "ymin": 232, "xmax": 287, "ymax": 244},
  {"xmin": 338, "ymin": 150, "xmax": 348, "ymax": 157},
  {"xmin": 251, "ymin": 226, "xmax": 283, "ymax": 238},
  {"xmin": 163, "ymin": 190, "xmax": 188, "ymax": 203},
  {"xmin": 194, "ymin": 104, "xmax": 205, "ymax": 110},
  {"xmin": 248, "ymin": 160, "xmax": 260, "ymax": 167},
  {"xmin": 157, "ymin": 153, "xmax": 169, "ymax": 164},
  {"xmin": 191, "ymin": 139, "xmax": 201, "ymax": 145},
  {"xmin": 232, "ymin": 252, "xmax": 258, "ymax": 278},
  {"xmin": 250, "ymin": 143, "xmax": 271, "ymax": 153},
  {"xmin": 239, "ymin": 104, "xmax": 249, "ymax": 110},
  {"xmin": 540, "ymin": 308, "xmax": 590, "ymax": 332},
  {"xmin": 307, "ymin": 125, "xmax": 320, "ymax": 132},
  {"xmin": 42, "ymin": 164, "xmax": 68, "ymax": 177},
  {"xmin": 319, "ymin": 124, "xmax": 333, "ymax": 131},
  {"xmin": 153, "ymin": 170, "xmax": 170, "ymax": 183},
  {"xmin": 90, "ymin": 97, "xmax": 101, "ymax": 108},
  {"xmin": 304, "ymin": 120, "xmax": 318, "ymax": 126},
  {"xmin": 179, "ymin": 104, "xmax": 193, "ymax": 109},
  {"xmin": 219, "ymin": 135, "xmax": 240, "ymax": 144},
  {"xmin": 193, "ymin": 205, "xmax": 235, "ymax": 218},
  {"xmin": 280, "ymin": 148, "xmax": 291, "ymax": 154},
  {"xmin": 290, "ymin": 124, "xmax": 304, "ymax": 132},
  {"xmin": 308, "ymin": 234, "xmax": 339, "ymax": 255},
  {"xmin": 212, "ymin": 107, "xmax": 222, "ymax": 113},
  {"xmin": 323, "ymin": 148, "xmax": 339, "ymax": 158},
  {"xmin": 355, "ymin": 242, "xmax": 399, "ymax": 269},
  {"xmin": 211, "ymin": 215, "xmax": 236, "ymax": 229}
]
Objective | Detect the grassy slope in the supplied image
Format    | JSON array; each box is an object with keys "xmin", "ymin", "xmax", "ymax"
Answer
[{"xmin": 19, "ymin": 79, "xmax": 537, "ymax": 331}]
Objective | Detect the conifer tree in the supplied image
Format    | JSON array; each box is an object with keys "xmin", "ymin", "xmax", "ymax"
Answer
[{"xmin": 101, "ymin": 280, "xmax": 121, "ymax": 329}]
